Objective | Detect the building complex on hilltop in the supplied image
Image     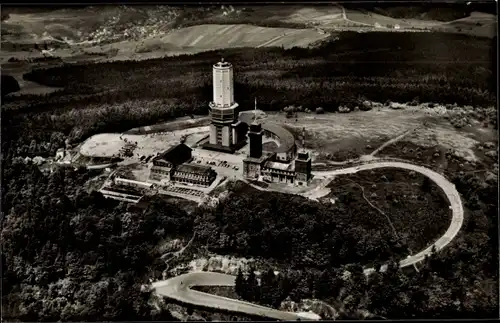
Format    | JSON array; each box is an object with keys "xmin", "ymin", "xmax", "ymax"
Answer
[
  {"xmin": 149, "ymin": 58, "xmax": 311, "ymax": 191},
  {"xmin": 239, "ymin": 111, "xmax": 297, "ymax": 162},
  {"xmin": 101, "ymin": 59, "xmax": 313, "ymax": 204}
]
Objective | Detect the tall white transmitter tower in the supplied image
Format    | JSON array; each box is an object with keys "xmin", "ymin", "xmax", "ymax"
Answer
[{"xmin": 207, "ymin": 58, "xmax": 242, "ymax": 152}]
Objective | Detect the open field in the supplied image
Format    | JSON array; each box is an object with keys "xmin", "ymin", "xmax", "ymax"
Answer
[
  {"xmin": 1, "ymin": 6, "xmax": 333, "ymax": 64},
  {"xmin": 279, "ymin": 6, "xmax": 344, "ymax": 25},
  {"xmin": 79, "ymin": 126, "xmax": 209, "ymax": 158},
  {"xmin": 1, "ymin": 5, "xmax": 495, "ymax": 67},
  {"xmin": 431, "ymin": 12, "xmax": 497, "ymax": 38},
  {"xmin": 258, "ymin": 106, "xmax": 496, "ymax": 165},
  {"xmin": 90, "ymin": 24, "xmax": 329, "ymax": 53}
]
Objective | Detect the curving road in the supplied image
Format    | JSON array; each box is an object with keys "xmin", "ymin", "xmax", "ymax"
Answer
[
  {"xmin": 152, "ymin": 272, "xmax": 313, "ymax": 321},
  {"xmin": 311, "ymin": 160, "xmax": 463, "ymax": 273},
  {"xmin": 152, "ymin": 160, "xmax": 464, "ymax": 320}
]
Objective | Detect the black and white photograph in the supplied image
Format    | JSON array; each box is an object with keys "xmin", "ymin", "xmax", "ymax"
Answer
[{"xmin": 1, "ymin": 1, "xmax": 498, "ymax": 321}]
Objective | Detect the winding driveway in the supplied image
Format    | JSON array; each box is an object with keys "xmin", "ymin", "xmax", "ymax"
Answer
[
  {"xmin": 152, "ymin": 272, "xmax": 312, "ymax": 321},
  {"xmin": 312, "ymin": 160, "xmax": 463, "ymax": 272},
  {"xmin": 152, "ymin": 160, "xmax": 464, "ymax": 320}
]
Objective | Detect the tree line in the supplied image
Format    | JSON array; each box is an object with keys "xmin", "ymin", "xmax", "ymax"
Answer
[{"xmin": 234, "ymin": 254, "xmax": 497, "ymax": 319}]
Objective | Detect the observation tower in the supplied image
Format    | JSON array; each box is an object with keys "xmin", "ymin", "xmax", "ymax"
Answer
[{"xmin": 203, "ymin": 58, "xmax": 246, "ymax": 153}]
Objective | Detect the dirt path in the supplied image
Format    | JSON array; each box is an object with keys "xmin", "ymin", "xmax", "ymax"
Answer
[
  {"xmin": 349, "ymin": 180, "xmax": 399, "ymax": 239},
  {"xmin": 369, "ymin": 126, "xmax": 421, "ymax": 157}
]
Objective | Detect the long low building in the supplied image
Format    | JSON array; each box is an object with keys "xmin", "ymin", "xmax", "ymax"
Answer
[
  {"xmin": 172, "ymin": 164, "xmax": 217, "ymax": 187},
  {"xmin": 261, "ymin": 160, "xmax": 296, "ymax": 184},
  {"xmin": 115, "ymin": 177, "xmax": 153, "ymax": 190}
]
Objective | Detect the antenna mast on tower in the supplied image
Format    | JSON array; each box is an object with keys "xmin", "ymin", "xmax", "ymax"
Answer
[
  {"xmin": 254, "ymin": 97, "xmax": 257, "ymax": 122},
  {"xmin": 302, "ymin": 127, "xmax": 306, "ymax": 150}
]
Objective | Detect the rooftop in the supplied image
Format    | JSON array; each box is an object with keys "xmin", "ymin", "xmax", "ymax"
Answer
[
  {"xmin": 297, "ymin": 151, "xmax": 310, "ymax": 160},
  {"xmin": 115, "ymin": 178, "xmax": 153, "ymax": 187},
  {"xmin": 249, "ymin": 122, "xmax": 262, "ymax": 132},
  {"xmin": 244, "ymin": 152, "xmax": 273, "ymax": 164},
  {"xmin": 214, "ymin": 59, "xmax": 232, "ymax": 68},
  {"xmin": 261, "ymin": 122, "xmax": 295, "ymax": 153},
  {"xmin": 264, "ymin": 161, "xmax": 294, "ymax": 171},
  {"xmin": 155, "ymin": 143, "xmax": 192, "ymax": 165}
]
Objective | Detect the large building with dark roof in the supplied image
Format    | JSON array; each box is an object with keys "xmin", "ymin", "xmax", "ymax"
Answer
[
  {"xmin": 150, "ymin": 143, "xmax": 217, "ymax": 187},
  {"xmin": 153, "ymin": 143, "xmax": 193, "ymax": 168}
]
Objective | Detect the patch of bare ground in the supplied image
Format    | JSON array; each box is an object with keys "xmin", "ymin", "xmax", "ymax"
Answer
[
  {"xmin": 82, "ymin": 172, "xmax": 108, "ymax": 193},
  {"xmin": 79, "ymin": 126, "xmax": 209, "ymax": 159},
  {"xmin": 317, "ymin": 136, "xmax": 392, "ymax": 163},
  {"xmin": 262, "ymin": 141, "xmax": 279, "ymax": 151},
  {"xmin": 281, "ymin": 121, "xmax": 380, "ymax": 162},
  {"xmin": 377, "ymin": 139, "xmax": 496, "ymax": 177},
  {"xmin": 267, "ymin": 104, "xmax": 493, "ymax": 165},
  {"xmin": 325, "ymin": 168, "xmax": 451, "ymax": 252}
]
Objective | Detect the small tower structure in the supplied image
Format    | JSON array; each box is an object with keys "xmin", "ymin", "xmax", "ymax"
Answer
[
  {"xmin": 248, "ymin": 98, "xmax": 263, "ymax": 158},
  {"xmin": 294, "ymin": 127, "xmax": 312, "ymax": 185},
  {"xmin": 243, "ymin": 97, "xmax": 267, "ymax": 179}
]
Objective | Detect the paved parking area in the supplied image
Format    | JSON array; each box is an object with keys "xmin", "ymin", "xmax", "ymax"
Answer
[
  {"xmin": 191, "ymin": 149, "xmax": 244, "ymax": 178},
  {"xmin": 192, "ymin": 148, "xmax": 245, "ymax": 167}
]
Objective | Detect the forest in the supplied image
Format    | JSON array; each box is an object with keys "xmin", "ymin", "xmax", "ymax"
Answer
[
  {"xmin": 1, "ymin": 74, "xmax": 20, "ymax": 98},
  {"xmin": 1, "ymin": 159, "xmax": 194, "ymax": 321},
  {"xmin": 199, "ymin": 172, "xmax": 497, "ymax": 319},
  {"xmin": 192, "ymin": 177, "xmax": 445, "ymax": 268},
  {"xmin": 343, "ymin": 1, "xmax": 498, "ymax": 21}
]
